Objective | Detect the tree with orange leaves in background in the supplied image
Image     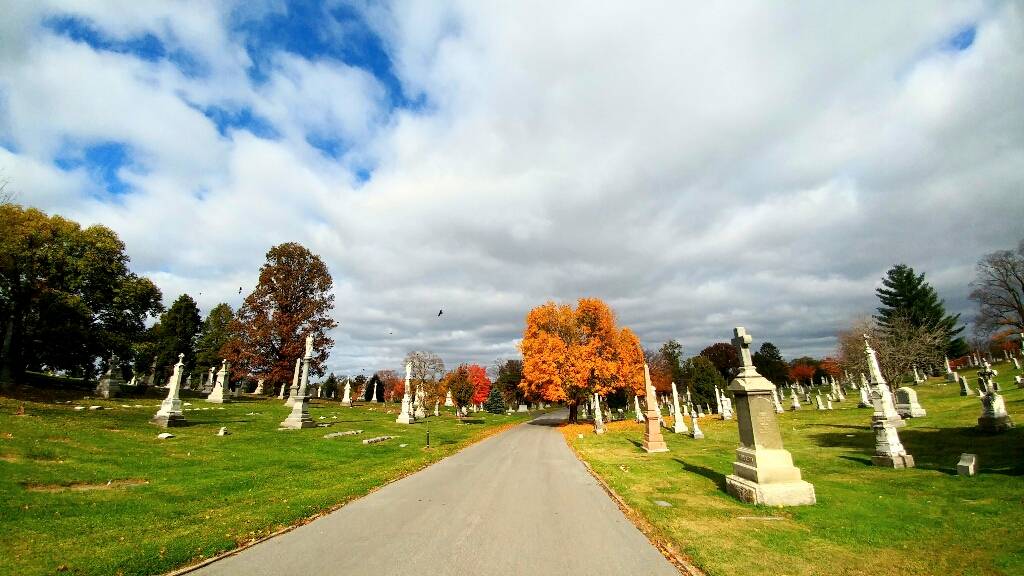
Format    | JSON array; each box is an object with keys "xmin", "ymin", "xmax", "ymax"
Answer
[
  {"xmin": 789, "ymin": 362, "xmax": 816, "ymax": 385},
  {"xmin": 468, "ymin": 364, "xmax": 491, "ymax": 405},
  {"xmin": 819, "ymin": 357, "xmax": 841, "ymax": 380},
  {"xmin": 520, "ymin": 298, "xmax": 644, "ymax": 423}
]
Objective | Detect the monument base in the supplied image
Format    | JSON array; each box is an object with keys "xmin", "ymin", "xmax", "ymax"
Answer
[
  {"xmin": 725, "ymin": 474, "xmax": 816, "ymax": 507},
  {"xmin": 279, "ymin": 417, "xmax": 315, "ymax": 429},
  {"xmin": 517, "ymin": 404, "xmax": 529, "ymax": 413},
  {"xmin": 151, "ymin": 414, "xmax": 186, "ymax": 427},
  {"xmin": 642, "ymin": 438, "xmax": 668, "ymax": 452},
  {"xmin": 396, "ymin": 413, "xmax": 415, "ymax": 424},
  {"xmin": 977, "ymin": 415, "xmax": 1014, "ymax": 433},
  {"xmin": 872, "ymin": 453, "xmax": 915, "ymax": 468},
  {"xmin": 342, "ymin": 400, "xmax": 352, "ymax": 407},
  {"xmin": 896, "ymin": 406, "xmax": 927, "ymax": 418}
]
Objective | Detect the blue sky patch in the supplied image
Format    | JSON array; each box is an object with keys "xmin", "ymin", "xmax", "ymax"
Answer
[
  {"xmin": 44, "ymin": 15, "xmax": 207, "ymax": 77},
  {"xmin": 55, "ymin": 141, "xmax": 135, "ymax": 197},
  {"xmin": 944, "ymin": 25, "xmax": 976, "ymax": 52},
  {"xmin": 230, "ymin": 2, "xmax": 414, "ymax": 110},
  {"xmin": 194, "ymin": 104, "xmax": 280, "ymax": 139}
]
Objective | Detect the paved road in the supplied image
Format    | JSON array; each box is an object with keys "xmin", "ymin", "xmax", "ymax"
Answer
[{"xmin": 191, "ymin": 410, "xmax": 679, "ymax": 576}]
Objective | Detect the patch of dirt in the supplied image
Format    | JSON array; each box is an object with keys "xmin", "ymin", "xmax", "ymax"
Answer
[
  {"xmin": 0, "ymin": 454, "xmax": 18, "ymax": 462},
  {"xmin": 23, "ymin": 479, "xmax": 148, "ymax": 492}
]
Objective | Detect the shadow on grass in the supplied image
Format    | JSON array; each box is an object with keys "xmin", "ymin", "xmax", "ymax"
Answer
[
  {"xmin": 674, "ymin": 458, "xmax": 727, "ymax": 491},
  {"xmin": 815, "ymin": 426, "xmax": 1024, "ymax": 476},
  {"xmin": 527, "ymin": 417, "xmax": 567, "ymax": 428}
]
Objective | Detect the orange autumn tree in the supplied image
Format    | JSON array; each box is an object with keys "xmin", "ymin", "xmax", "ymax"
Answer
[{"xmin": 520, "ymin": 298, "xmax": 644, "ymax": 423}]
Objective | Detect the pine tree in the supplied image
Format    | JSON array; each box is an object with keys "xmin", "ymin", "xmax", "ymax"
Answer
[
  {"xmin": 752, "ymin": 342, "xmax": 788, "ymax": 385},
  {"xmin": 483, "ymin": 384, "xmax": 506, "ymax": 414},
  {"xmin": 153, "ymin": 294, "xmax": 202, "ymax": 375},
  {"xmin": 875, "ymin": 264, "xmax": 964, "ymax": 354}
]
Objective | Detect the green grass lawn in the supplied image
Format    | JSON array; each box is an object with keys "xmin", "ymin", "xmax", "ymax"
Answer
[
  {"xmin": 564, "ymin": 363, "xmax": 1024, "ymax": 576},
  {"xmin": 0, "ymin": 390, "xmax": 535, "ymax": 576}
]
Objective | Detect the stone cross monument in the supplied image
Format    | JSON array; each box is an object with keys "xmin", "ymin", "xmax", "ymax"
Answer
[
  {"xmin": 396, "ymin": 362, "xmax": 415, "ymax": 424},
  {"xmin": 723, "ymin": 327, "xmax": 815, "ymax": 506},
  {"xmin": 864, "ymin": 335, "xmax": 914, "ymax": 468},
  {"xmin": 641, "ymin": 363, "xmax": 668, "ymax": 452},
  {"xmin": 152, "ymin": 353, "xmax": 186, "ymax": 427},
  {"xmin": 280, "ymin": 335, "xmax": 315, "ymax": 429}
]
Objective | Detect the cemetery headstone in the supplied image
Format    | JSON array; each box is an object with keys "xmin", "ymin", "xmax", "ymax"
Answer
[
  {"xmin": 894, "ymin": 387, "xmax": 927, "ymax": 418},
  {"xmin": 206, "ymin": 360, "xmax": 231, "ymax": 404},
  {"xmin": 593, "ymin": 393, "xmax": 605, "ymax": 434},
  {"xmin": 641, "ymin": 363, "xmax": 669, "ymax": 452},
  {"xmin": 285, "ymin": 358, "xmax": 301, "ymax": 406},
  {"xmin": 724, "ymin": 327, "xmax": 815, "ymax": 506},
  {"xmin": 977, "ymin": 362, "xmax": 1014, "ymax": 432},
  {"xmin": 690, "ymin": 411, "xmax": 704, "ymax": 439},
  {"xmin": 864, "ymin": 335, "xmax": 913, "ymax": 468},
  {"xmin": 671, "ymin": 382, "xmax": 688, "ymax": 434},
  {"xmin": 95, "ymin": 357, "xmax": 124, "ymax": 399},
  {"xmin": 151, "ymin": 354, "xmax": 186, "ymax": 427},
  {"xmin": 396, "ymin": 363, "xmax": 415, "ymax": 424},
  {"xmin": 956, "ymin": 453, "xmax": 977, "ymax": 477},
  {"xmin": 342, "ymin": 377, "xmax": 352, "ymax": 406},
  {"xmin": 280, "ymin": 335, "xmax": 316, "ymax": 429}
]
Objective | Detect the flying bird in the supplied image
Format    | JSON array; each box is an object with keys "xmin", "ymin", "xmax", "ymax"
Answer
[
  {"xmin": 238, "ymin": 287, "xmax": 242, "ymax": 294},
  {"xmin": 437, "ymin": 309, "xmax": 443, "ymax": 317}
]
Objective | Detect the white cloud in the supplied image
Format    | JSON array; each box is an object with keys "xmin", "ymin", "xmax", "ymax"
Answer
[{"xmin": 1, "ymin": 1, "xmax": 1022, "ymax": 375}]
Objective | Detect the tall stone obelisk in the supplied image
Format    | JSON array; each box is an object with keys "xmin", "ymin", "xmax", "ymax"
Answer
[
  {"xmin": 396, "ymin": 362, "xmax": 415, "ymax": 424},
  {"xmin": 724, "ymin": 327, "xmax": 815, "ymax": 506},
  {"xmin": 206, "ymin": 360, "xmax": 230, "ymax": 403},
  {"xmin": 285, "ymin": 357, "xmax": 301, "ymax": 406},
  {"xmin": 593, "ymin": 393, "xmax": 605, "ymax": 434},
  {"xmin": 152, "ymin": 353, "xmax": 186, "ymax": 427},
  {"xmin": 280, "ymin": 335, "xmax": 316, "ymax": 429},
  {"xmin": 641, "ymin": 363, "xmax": 668, "ymax": 453},
  {"xmin": 864, "ymin": 335, "xmax": 914, "ymax": 468},
  {"xmin": 671, "ymin": 381, "xmax": 688, "ymax": 434}
]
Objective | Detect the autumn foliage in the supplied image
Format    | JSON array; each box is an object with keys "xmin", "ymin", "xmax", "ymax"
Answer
[
  {"xmin": 468, "ymin": 364, "xmax": 491, "ymax": 404},
  {"xmin": 519, "ymin": 298, "xmax": 643, "ymax": 423},
  {"xmin": 222, "ymin": 242, "xmax": 337, "ymax": 385},
  {"xmin": 789, "ymin": 362, "xmax": 816, "ymax": 384}
]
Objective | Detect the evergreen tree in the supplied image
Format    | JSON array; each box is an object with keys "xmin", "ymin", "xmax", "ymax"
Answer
[
  {"xmin": 658, "ymin": 339, "xmax": 685, "ymax": 386},
  {"xmin": 752, "ymin": 342, "xmax": 788, "ymax": 385},
  {"xmin": 154, "ymin": 294, "xmax": 202, "ymax": 376},
  {"xmin": 483, "ymin": 384, "xmax": 506, "ymax": 414},
  {"xmin": 875, "ymin": 264, "xmax": 964, "ymax": 355},
  {"xmin": 683, "ymin": 355, "xmax": 725, "ymax": 407},
  {"xmin": 195, "ymin": 303, "xmax": 233, "ymax": 370},
  {"xmin": 494, "ymin": 359, "xmax": 524, "ymax": 406}
]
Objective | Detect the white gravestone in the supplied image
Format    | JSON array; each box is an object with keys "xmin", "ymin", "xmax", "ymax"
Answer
[
  {"xmin": 285, "ymin": 358, "xmax": 301, "ymax": 406},
  {"xmin": 671, "ymin": 382, "xmax": 688, "ymax": 434},
  {"xmin": 977, "ymin": 363, "xmax": 1013, "ymax": 433},
  {"xmin": 280, "ymin": 335, "xmax": 316, "ymax": 429},
  {"xmin": 957, "ymin": 453, "xmax": 977, "ymax": 477},
  {"xmin": 206, "ymin": 360, "xmax": 231, "ymax": 404},
  {"xmin": 396, "ymin": 363, "xmax": 415, "ymax": 424},
  {"xmin": 864, "ymin": 335, "xmax": 913, "ymax": 468},
  {"xmin": 152, "ymin": 353, "xmax": 186, "ymax": 427},
  {"xmin": 895, "ymin": 387, "xmax": 927, "ymax": 418}
]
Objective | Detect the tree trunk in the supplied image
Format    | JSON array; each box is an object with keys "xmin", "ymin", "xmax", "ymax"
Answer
[
  {"xmin": 568, "ymin": 401, "xmax": 578, "ymax": 424},
  {"xmin": 0, "ymin": 317, "xmax": 13, "ymax": 388}
]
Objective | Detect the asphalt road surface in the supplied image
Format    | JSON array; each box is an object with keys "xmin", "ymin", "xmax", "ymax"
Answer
[{"xmin": 190, "ymin": 409, "xmax": 679, "ymax": 576}]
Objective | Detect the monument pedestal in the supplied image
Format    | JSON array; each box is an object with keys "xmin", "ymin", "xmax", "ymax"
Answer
[
  {"xmin": 642, "ymin": 416, "xmax": 668, "ymax": 452},
  {"xmin": 871, "ymin": 453, "xmax": 915, "ymax": 468},
  {"xmin": 396, "ymin": 394, "xmax": 415, "ymax": 424},
  {"xmin": 280, "ymin": 396, "xmax": 315, "ymax": 429},
  {"xmin": 151, "ymin": 413, "xmax": 186, "ymax": 427}
]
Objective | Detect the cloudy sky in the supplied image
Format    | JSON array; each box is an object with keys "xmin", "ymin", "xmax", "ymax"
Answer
[{"xmin": 1, "ymin": 1, "xmax": 1022, "ymax": 374}]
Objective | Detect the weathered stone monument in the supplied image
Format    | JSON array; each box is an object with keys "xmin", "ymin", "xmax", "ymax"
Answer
[
  {"xmin": 342, "ymin": 377, "xmax": 352, "ymax": 406},
  {"xmin": 206, "ymin": 360, "xmax": 230, "ymax": 403},
  {"xmin": 95, "ymin": 357, "xmax": 124, "ymax": 399},
  {"xmin": 895, "ymin": 387, "xmax": 927, "ymax": 418},
  {"xmin": 396, "ymin": 363, "xmax": 415, "ymax": 424},
  {"xmin": 593, "ymin": 393, "xmax": 605, "ymax": 434},
  {"xmin": 723, "ymin": 328, "xmax": 815, "ymax": 506},
  {"xmin": 641, "ymin": 363, "xmax": 668, "ymax": 453},
  {"xmin": 1015, "ymin": 375, "xmax": 1023, "ymax": 389},
  {"xmin": 1013, "ymin": 357, "xmax": 1021, "ymax": 371},
  {"xmin": 280, "ymin": 335, "xmax": 316, "ymax": 429},
  {"xmin": 790, "ymin": 389, "xmax": 801, "ymax": 410},
  {"xmin": 690, "ymin": 411, "xmax": 704, "ymax": 439},
  {"xmin": 944, "ymin": 356, "xmax": 956, "ymax": 383},
  {"xmin": 152, "ymin": 353, "xmax": 186, "ymax": 427},
  {"xmin": 670, "ymin": 382, "xmax": 688, "ymax": 434},
  {"xmin": 634, "ymin": 395, "xmax": 645, "ymax": 422},
  {"xmin": 858, "ymin": 384, "xmax": 872, "ymax": 408},
  {"xmin": 771, "ymin": 388, "xmax": 784, "ymax": 414},
  {"xmin": 445, "ymin": 390, "xmax": 454, "ymax": 407},
  {"xmin": 864, "ymin": 335, "xmax": 913, "ymax": 468},
  {"xmin": 957, "ymin": 453, "xmax": 977, "ymax": 476},
  {"xmin": 285, "ymin": 358, "xmax": 301, "ymax": 407},
  {"xmin": 977, "ymin": 362, "xmax": 1013, "ymax": 432},
  {"xmin": 253, "ymin": 378, "xmax": 264, "ymax": 395}
]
